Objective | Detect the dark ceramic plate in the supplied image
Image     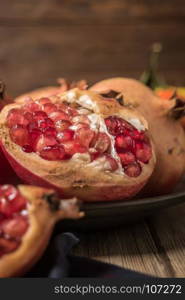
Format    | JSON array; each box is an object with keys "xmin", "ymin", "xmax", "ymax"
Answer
[{"xmin": 60, "ymin": 177, "xmax": 185, "ymax": 231}]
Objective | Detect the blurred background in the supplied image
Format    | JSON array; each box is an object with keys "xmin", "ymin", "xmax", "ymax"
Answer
[{"xmin": 0, "ymin": 0, "xmax": 185, "ymax": 96}]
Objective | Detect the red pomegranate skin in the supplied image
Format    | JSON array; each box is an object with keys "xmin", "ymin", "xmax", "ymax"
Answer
[
  {"xmin": 0, "ymin": 82, "xmax": 17, "ymax": 184},
  {"xmin": 0, "ymin": 89, "xmax": 156, "ymax": 202}
]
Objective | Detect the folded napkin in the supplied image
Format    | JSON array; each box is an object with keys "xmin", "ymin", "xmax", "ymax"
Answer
[{"xmin": 26, "ymin": 232, "xmax": 151, "ymax": 278}]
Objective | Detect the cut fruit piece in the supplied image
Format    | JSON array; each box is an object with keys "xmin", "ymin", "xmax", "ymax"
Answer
[
  {"xmin": 0, "ymin": 184, "xmax": 83, "ymax": 277},
  {"xmin": 0, "ymin": 89, "xmax": 155, "ymax": 201}
]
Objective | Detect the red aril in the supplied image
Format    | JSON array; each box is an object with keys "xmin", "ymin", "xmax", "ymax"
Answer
[
  {"xmin": 135, "ymin": 142, "xmax": 152, "ymax": 163},
  {"xmin": 37, "ymin": 97, "xmax": 51, "ymax": 105},
  {"xmin": 118, "ymin": 151, "xmax": 135, "ymax": 166},
  {"xmin": 56, "ymin": 129, "xmax": 74, "ymax": 143},
  {"xmin": 92, "ymin": 132, "xmax": 111, "ymax": 153},
  {"xmin": 49, "ymin": 111, "xmax": 70, "ymax": 122},
  {"xmin": 39, "ymin": 145, "xmax": 65, "ymax": 160},
  {"xmin": 115, "ymin": 134, "xmax": 133, "ymax": 150},
  {"xmin": 124, "ymin": 162, "xmax": 141, "ymax": 177},
  {"xmin": 1, "ymin": 216, "xmax": 28, "ymax": 238},
  {"xmin": 62, "ymin": 140, "xmax": 87, "ymax": 156},
  {"xmin": 42, "ymin": 103, "xmax": 57, "ymax": 114},
  {"xmin": 104, "ymin": 154, "xmax": 119, "ymax": 171},
  {"xmin": 0, "ymin": 185, "xmax": 26, "ymax": 217},
  {"xmin": 55, "ymin": 120, "xmax": 71, "ymax": 132},
  {"xmin": 9, "ymin": 125, "xmax": 29, "ymax": 147},
  {"xmin": 35, "ymin": 134, "xmax": 58, "ymax": 152},
  {"xmin": 75, "ymin": 127, "xmax": 95, "ymax": 147},
  {"xmin": 24, "ymin": 99, "xmax": 40, "ymax": 112}
]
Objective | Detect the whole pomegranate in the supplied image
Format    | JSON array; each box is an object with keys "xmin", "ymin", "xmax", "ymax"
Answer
[
  {"xmin": 0, "ymin": 89, "xmax": 155, "ymax": 202},
  {"xmin": 90, "ymin": 78, "xmax": 185, "ymax": 196},
  {"xmin": 0, "ymin": 184, "xmax": 83, "ymax": 277}
]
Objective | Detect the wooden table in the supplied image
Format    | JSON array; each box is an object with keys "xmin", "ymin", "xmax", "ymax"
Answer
[
  {"xmin": 73, "ymin": 202, "xmax": 185, "ymax": 277},
  {"xmin": 1, "ymin": 0, "xmax": 185, "ymax": 278}
]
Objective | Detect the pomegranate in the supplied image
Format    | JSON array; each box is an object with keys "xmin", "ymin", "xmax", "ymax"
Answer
[
  {"xmin": 0, "ymin": 81, "xmax": 12, "ymax": 110},
  {"xmin": 0, "ymin": 89, "xmax": 155, "ymax": 202},
  {"xmin": 154, "ymin": 87, "xmax": 185, "ymax": 129},
  {"xmin": 15, "ymin": 78, "xmax": 88, "ymax": 103},
  {"xmin": 90, "ymin": 78, "xmax": 185, "ymax": 195},
  {"xmin": 0, "ymin": 184, "xmax": 83, "ymax": 277},
  {"xmin": 0, "ymin": 81, "xmax": 17, "ymax": 183}
]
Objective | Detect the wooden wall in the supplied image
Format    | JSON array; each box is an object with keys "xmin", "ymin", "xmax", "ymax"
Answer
[{"xmin": 0, "ymin": 0, "xmax": 185, "ymax": 96}]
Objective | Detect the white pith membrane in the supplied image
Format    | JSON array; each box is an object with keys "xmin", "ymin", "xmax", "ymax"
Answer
[
  {"xmin": 0, "ymin": 185, "xmax": 29, "ymax": 258},
  {"xmin": 62, "ymin": 90, "xmax": 147, "ymax": 175}
]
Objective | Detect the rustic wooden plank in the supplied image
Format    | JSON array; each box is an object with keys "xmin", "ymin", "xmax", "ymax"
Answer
[
  {"xmin": 0, "ymin": 0, "xmax": 185, "ymax": 24},
  {"xmin": 146, "ymin": 203, "xmax": 185, "ymax": 277},
  {"xmin": 0, "ymin": 24, "xmax": 185, "ymax": 96},
  {"xmin": 73, "ymin": 221, "xmax": 170, "ymax": 277},
  {"xmin": 73, "ymin": 203, "xmax": 185, "ymax": 277}
]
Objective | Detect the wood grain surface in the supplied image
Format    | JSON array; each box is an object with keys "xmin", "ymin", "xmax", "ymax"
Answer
[
  {"xmin": 73, "ymin": 203, "xmax": 185, "ymax": 277},
  {"xmin": 0, "ymin": 0, "xmax": 185, "ymax": 96},
  {"xmin": 0, "ymin": 0, "xmax": 185, "ymax": 277}
]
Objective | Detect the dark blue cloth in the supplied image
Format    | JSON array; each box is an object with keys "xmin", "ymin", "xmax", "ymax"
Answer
[{"xmin": 26, "ymin": 233, "xmax": 152, "ymax": 278}]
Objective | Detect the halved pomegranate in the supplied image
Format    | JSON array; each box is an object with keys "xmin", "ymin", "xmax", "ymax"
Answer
[
  {"xmin": 0, "ymin": 184, "xmax": 83, "ymax": 277},
  {"xmin": 0, "ymin": 89, "xmax": 156, "ymax": 201}
]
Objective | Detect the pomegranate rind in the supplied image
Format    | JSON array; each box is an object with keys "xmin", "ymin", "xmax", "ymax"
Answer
[
  {"xmin": 0, "ymin": 89, "xmax": 156, "ymax": 201},
  {"xmin": 90, "ymin": 78, "xmax": 185, "ymax": 195}
]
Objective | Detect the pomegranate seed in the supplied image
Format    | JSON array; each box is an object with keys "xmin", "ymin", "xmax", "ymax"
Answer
[
  {"xmin": 49, "ymin": 111, "xmax": 70, "ymax": 122},
  {"xmin": 24, "ymin": 100, "xmax": 40, "ymax": 112},
  {"xmin": 33, "ymin": 111, "xmax": 48, "ymax": 121},
  {"xmin": 0, "ymin": 186, "xmax": 26, "ymax": 217},
  {"xmin": 130, "ymin": 129, "xmax": 144, "ymax": 140},
  {"xmin": 62, "ymin": 141, "xmax": 87, "ymax": 156},
  {"xmin": 55, "ymin": 120, "xmax": 71, "ymax": 132},
  {"xmin": 28, "ymin": 128, "xmax": 42, "ymax": 150},
  {"xmin": 37, "ymin": 97, "xmax": 51, "ymax": 105},
  {"xmin": 35, "ymin": 134, "xmax": 58, "ymax": 152},
  {"xmin": 75, "ymin": 128, "xmax": 95, "ymax": 147},
  {"xmin": 10, "ymin": 125, "xmax": 29, "ymax": 147},
  {"xmin": 27, "ymin": 121, "xmax": 39, "ymax": 131},
  {"xmin": 135, "ymin": 142, "xmax": 152, "ymax": 163},
  {"xmin": 24, "ymin": 111, "xmax": 34, "ymax": 122},
  {"xmin": 1, "ymin": 216, "xmax": 28, "ymax": 238},
  {"xmin": 118, "ymin": 151, "xmax": 136, "ymax": 166},
  {"xmin": 72, "ymin": 115, "xmax": 90, "ymax": 125},
  {"xmin": 39, "ymin": 145, "xmax": 66, "ymax": 161},
  {"xmin": 22, "ymin": 145, "xmax": 34, "ymax": 153},
  {"xmin": 104, "ymin": 154, "xmax": 119, "ymax": 171},
  {"xmin": 105, "ymin": 116, "xmax": 134, "ymax": 135},
  {"xmin": 105, "ymin": 116, "xmax": 118, "ymax": 135},
  {"xmin": 39, "ymin": 118, "xmax": 54, "ymax": 130},
  {"xmin": 0, "ymin": 237, "xmax": 19, "ymax": 255},
  {"xmin": 124, "ymin": 162, "xmax": 141, "ymax": 177},
  {"xmin": 57, "ymin": 129, "xmax": 74, "ymax": 143},
  {"xmin": 7, "ymin": 109, "xmax": 29, "ymax": 128},
  {"xmin": 42, "ymin": 103, "xmax": 57, "ymax": 114},
  {"xmin": 43, "ymin": 127, "xmax": 57, "ymax": 136},
  {"xmin": 90, "ymin": 151, "xmax": 101, "ymax": 161},
  {"xmin": 0, "ymin": 185, "xmax": 18, "ymax": 201},
  {"xmin": 62, "ymin": 105, "xmax": 78, "ymax": 117},
  {"xmin": 115, "ymin": 135, "xmax": 133, "ymax": 150},
  {"xmin": 92, "ymin": 132, "xmax": 111, "ymax": 153}
]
